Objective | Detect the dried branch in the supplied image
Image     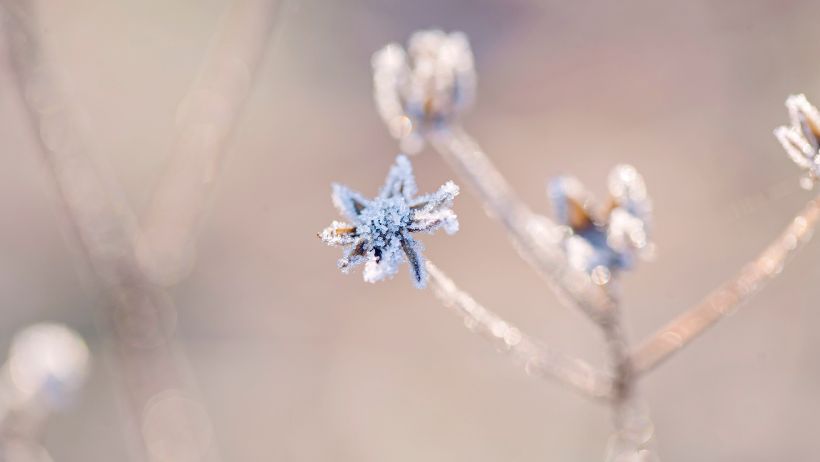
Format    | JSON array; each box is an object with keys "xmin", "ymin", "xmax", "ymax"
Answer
[
  {"xmin": 599, "ymin": 306, "xmax": 658, "ymax": 461},
  {"xmin": 136, "ymin": 0, "xmax": 283, "ymax": 286},
  {"xmin": 429, "ymin": 127, "xmax": 617, "ymax": 322},
  {"xmin": 631, "ymin": 194, "xmax": 820, "ymax": 375},
  {"xmin": 426, "ymin": 261, "xmax": 613, "ymax": 400},
  {"xmin": 605, "ymin": 392, "xmax": 658, "ymax": 462}
]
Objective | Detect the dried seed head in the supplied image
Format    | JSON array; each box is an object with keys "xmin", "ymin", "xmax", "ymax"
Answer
[
  {"xmin": 319, "ymin": 155, "xmax": 460, "ymax": 288},
  {"xmin": 548, "ymin": 165, "xmax": 653, "ymax": 276},
  {"xmin": 372, "ymin": 30, "xmax": 476, "ymax": 153},
  {"xmin": 775, "ymin": 94, "xmax": 820, "ymax": 188}
]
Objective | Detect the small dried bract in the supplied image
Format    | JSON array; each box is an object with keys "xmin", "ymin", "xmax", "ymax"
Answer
[
  {"xmin": 372, "ymin": 29, "xmax": 476, "ymax": 154},
  {"xmin": 548, "ymin": 165, "xmax": 653, "ymax": 281},
  {"xmin": 319, "ymin": 155, "xmax": 459, "ymax": 288},
  {"xmin": 774, "ymin": 94, "xmax": 820, "ymax": 189}
]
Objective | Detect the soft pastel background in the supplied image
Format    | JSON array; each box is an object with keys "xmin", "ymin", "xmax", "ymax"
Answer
[{"xmin": 2, "ymin": 0, "xmax": 820, "ymax": 460}]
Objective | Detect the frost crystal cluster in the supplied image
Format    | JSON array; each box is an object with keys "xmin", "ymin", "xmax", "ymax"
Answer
[
  {"xmin": 774, "ymin": 94, "xmax": 820, "ymax": 189},
  {"xmin": 372, "ymin": 29, "xmax": 476, "ymax": 153},
  {"xmin": 319, "ymin": 155, "xmax": 459, "ymax": 288},
  {"xmin": 548, "ymin": 165, "xmax": 653, "ymax": 280}
]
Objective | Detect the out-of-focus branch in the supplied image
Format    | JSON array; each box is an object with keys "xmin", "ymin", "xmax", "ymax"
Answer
[
  {"xmin": 0, "ymin": 1, "xmax": 284, "ymax": 460},
  {"xmin": 135, "ymin": 0, "xmax": 282, "ymax": 286},
  {"xmin": 631, "ymin": 194, "xmax": 820, "ymax": 375},
  {"xmin": 426, "ymin": 261, "xmax": 613, "ymax": 400},
  {"xmin": 3, "ymin": 1, "xmax": 215, "ymax": 461},
  {"xmin": 429, "ymin": 127, "xmax": 617, "ymax": 322}
]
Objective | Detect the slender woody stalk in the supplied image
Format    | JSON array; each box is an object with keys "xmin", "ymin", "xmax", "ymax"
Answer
[
  {"xmin": 426, "ymin": 261, "xmax": 612, "ymax": 400},
  {"xmin": 601, "ymin": 305, "xmax": 658, "ymax": 461},
  {"xmin": 632, "ymin": 193, "xmax": 820, "ymax": 374}
]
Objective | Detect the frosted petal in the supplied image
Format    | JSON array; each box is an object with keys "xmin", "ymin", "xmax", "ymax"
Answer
[
  {"xmin": 331, "ymin": 184, "xmax": 370, "ymax": 222},
  {"xmin": 776, "ymin": 94, "xmax": 820, "ymax": 183},
  {"xmin": 379, "ymin": 154, "xmax": 418, "ymax": 200}
]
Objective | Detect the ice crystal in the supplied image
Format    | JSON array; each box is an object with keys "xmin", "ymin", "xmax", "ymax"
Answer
[
  {"xmin": 548, "ymin": 165, "xmax": 653, "ymax": 277},
  {"xmin": 319, "ymin": 155, "xmax": 459, "ymax": 288},
  {"xmin": 372, "ymin": 29, "xmax": 476, "ymax": 154},
  {"xmin": 774, "ymin": 94, "xmax": 820, "ymax": 189}
]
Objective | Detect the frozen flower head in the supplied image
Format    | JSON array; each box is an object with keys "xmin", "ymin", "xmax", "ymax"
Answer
[
  {"xmin": 774, "ymin": 94, "xmax": 820, "ymax": 189},
  {"xmin": 548, "ymin": 165, "xmax": 653, "ymax": 283},
  {"xmin": 319, "ymin": 155, "xmax": 460, "ymax": 288},
  {"xmin": 372, "ymin": 29, "xmax": 476, "ymax": 153}
]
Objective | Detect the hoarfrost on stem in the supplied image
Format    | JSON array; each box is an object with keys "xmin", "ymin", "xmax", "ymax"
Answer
[
  {"xmin": 774, "ymin": 94, "xmax": 820, "ymax": 189},
  {"xmin": 548, "ymin": 165, "xmax": 653, "ymax": 279},
  {"xmin": 372, "ymin": 29, "xmax": 476, "ymax": 153},
  {"xmin": 319, "ymin": 155, "xmax": 460, "ymax": 288}
]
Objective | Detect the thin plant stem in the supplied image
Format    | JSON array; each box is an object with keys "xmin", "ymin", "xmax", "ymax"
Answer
[
  {"xmin": 631, "ymin": 194, "xmax": 820, "ymax": 375},
  {"xmin": 426, "ymin": 261, "xmax": 613, "ymax": 400},
  {"xmin": 429, "ymin": 126, "xmax": 617, "ymax": 322},
  {"xmin": 600, "ymin": 306, "xmax": 659, "ymax": 461}
]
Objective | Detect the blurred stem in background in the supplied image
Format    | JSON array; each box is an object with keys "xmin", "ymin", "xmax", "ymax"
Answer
[{"xmin": 0, "ymin": 0, "xmax": 282, "ymax": 460}]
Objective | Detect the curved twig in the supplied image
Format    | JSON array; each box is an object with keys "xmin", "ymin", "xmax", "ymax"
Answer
[
  {"xmin": 632, "ymin": 194, "xmax": 820, "ymax": 374},
  {"xmin": 426, "ymin": 261, "xmax": 613, "ymax": 400}
]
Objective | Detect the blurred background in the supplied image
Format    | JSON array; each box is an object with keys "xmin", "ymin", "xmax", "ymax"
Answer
[{"xmin": 1, "ymin": 0, "xmax": 820, "ymax": 460}]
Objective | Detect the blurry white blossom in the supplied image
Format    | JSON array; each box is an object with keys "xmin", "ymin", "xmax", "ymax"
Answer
[
  {"xmin": 548, "ymin": 165, "xmax": 653, "ymax": 278},
  {"xmin": 319, "ymin": 155, "xmax": 459, "ymax": 288},
  {"xmin": 372, "ymin": 30, "xmax": 476, "ymax": 153},
  {"xmin": 7, "ymin": 324, "xmax": 89, "ymax": 409},
  {"xmin": 774, "ymin": 94, "xmax": 820, "ymax": 189}
]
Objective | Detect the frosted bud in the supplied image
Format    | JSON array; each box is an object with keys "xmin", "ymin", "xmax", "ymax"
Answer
[
  {"xmin": 774, "ymin": 94, "xmax": 820, "ymax": 188},
  {"xmin": 372, "ymin": 30, "xmax": 476, "ymax": 153}
]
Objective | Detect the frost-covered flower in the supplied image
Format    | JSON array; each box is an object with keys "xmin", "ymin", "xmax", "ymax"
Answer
[
  {"xmin": 548, "ymin": 165, "xmax": 653, "ymax": 280},
  {"xmin": 319, "ymin": 155, "xmax": 460, "ymax": 288},
  {"xmin": 774, "ymin": 94, "xmax": 820, "ymax": 189},
  {"xmin": 372, "ymin": 29, "xmax": 476, "ymax": 154}
]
